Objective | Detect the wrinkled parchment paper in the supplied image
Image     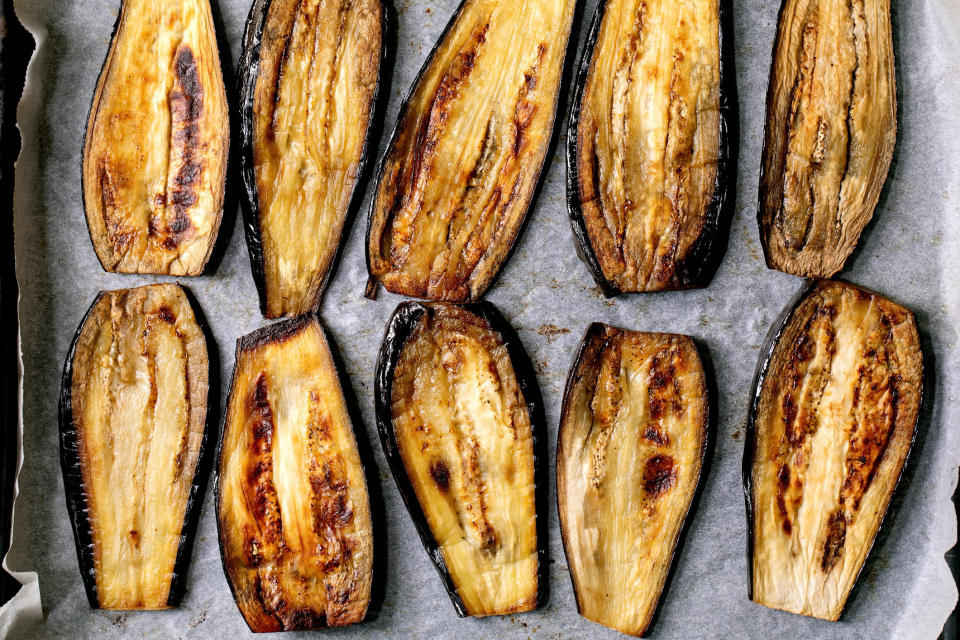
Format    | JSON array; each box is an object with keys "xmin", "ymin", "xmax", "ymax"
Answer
[{"xmin": 2, "ymin": 0, "xmax": 959, "ymax": 637}]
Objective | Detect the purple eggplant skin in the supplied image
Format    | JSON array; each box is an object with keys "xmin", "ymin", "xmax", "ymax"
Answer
[
  {"xmin": 58, "ymin": 285, "xmax": 216, "ymax": 609},
  {"xmin": 565, "ymin": 0, "xmax": 739, "ymax": 298},
  {"xmin": 556, "ymin": 322, "xmax": 714, "ymax": 635},
  {"xmin": 742, "ymin": 279, "xmax": 924, "ymax": 612},
  {"xmin": 238, "ymin": 0, "xmax": 391, "ymax": 317},
  {"xmin": 374, "ymin": 301, "xmax": 549, "ymax": 616}
]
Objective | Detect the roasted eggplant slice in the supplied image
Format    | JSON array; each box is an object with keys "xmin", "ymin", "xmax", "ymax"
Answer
[
  {"xmin": 557, "ymin": 324, "xmax": 708, "ymax": 636},
  {"xmin": 758, "ymin": 0, "xmax": 896, "ymax": 278},
  {"xmin": 59, "ymin": 284, "xmax": 210, "ymax": 609},
  {"xmin": 375, "ymin": 302, "xmax": 546, "ymax": 616},
  {"xmin": 82, "ymin": 0, "xmax": 229, "ymax": 276},
  {"xmin": 217, "ymin": 315, "xmax": 373, "ymax": 632},
  {"xmin": 239, "ymin": 0, "xmax": 385, "ymax": 318},
  {"xmin": 745, "ymin": 280, "xmax": 922, "ymax": 620},
  {"xmin": 365, "ymin": 0, "xmax": 578, "ymax": 301},
  {"xmin": 567, "ymin": 0, "xmax": 737, "ymax": 295}
]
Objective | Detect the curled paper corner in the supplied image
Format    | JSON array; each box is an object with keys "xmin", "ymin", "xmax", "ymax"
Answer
[
  {"xmin": 2, "ymin": 0, "xmax": 43, "ymax": 635},
  {"xmin": 0, "ymin": 568, "xmax": 41, "ymax": 638}
]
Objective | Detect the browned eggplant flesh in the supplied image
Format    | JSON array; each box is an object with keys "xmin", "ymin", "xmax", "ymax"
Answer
[
  {"xmin": 758, "ymin": 0, "xmax": 896, "ymax": 277},
  {"xmin": 217, "ymin": 315, "xmax": 373, "ymax": 632},
  {"xmin": 242, "ymin": 0, "xmax": 383, "ymax": 318},
  {"xmin": 366, "ymin": 0, "xmax": 578, "ymax": 301},
  {"xmin": 747, "ymin": 280, "xmax": 922, "ymax": 620},
  {"xmin": 59, "ymin": 284, "xmax": 210, "ymax": 609},
  {"xmin": 385, "ymin": 304, "xmax": 540, "ymax": 615},
  {"xmin": 572, "ymin": 0, "xmax": 727, "ymax": 293},
  {"xmin": 557, "ymin": 324, "xmax": 708, "ymax": 636},
  {"xmin": 82, "ymin": 0, "xmax": 229, "ymax": 275}
]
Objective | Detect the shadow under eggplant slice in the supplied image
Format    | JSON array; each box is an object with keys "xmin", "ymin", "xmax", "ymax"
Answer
[
  {"xmin": 365, "ymin": 0, "xmax": 578, "ymax": 302},
  {"xmin": 744, "ymin": 279, "xmax": 922, "ymax": 621},
  {"xmin": 757, "ymin": 0, "xmax": 896, "ymax": 278},
  {"xmin": 59, "ymin": 283, "xmax": 211, "ymax": 610},
  {"xmin": 567, "ymin": 0, "xmax": 738, "ymax": 296},
  {"xmin": 374, "ymin": 301, "xmax": 547, "ymax": 617},
  {"xmin": 216, "ymin": 315, "xmax": 373, "ymax": 632},
  {"xmin": 82, "ymin": 0, "xmax": 229, "ymax": 276},
  {"xmin": 239, "ymin": 0, "xmax": 385, "ymax": 318},
  {"xmin": 557, "ymin": 323, "xmax": 708, "ymax": 636}
]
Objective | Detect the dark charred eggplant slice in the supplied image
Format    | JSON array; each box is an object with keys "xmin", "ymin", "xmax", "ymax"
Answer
[
  {"xmin": 745, "ymin": 280, "xmax": 922, "ymax": 621},
  {"xmin": 365, "ymin": 0, "xmax": 578, "ymax": 301},
  {"xmin": 217, "ymin": 315, "xmax": 373, "ymax": 632},
  {"xmin": 557, "ymin": 324, "xmax": 708, "ymax": 636},
  {"xmin": 568, "ymin": 0, "xmax": 737, "ymax": 295},
  {"xmin": 375, "ymin": 302, "xmax": 546, "ymax": 616},
  {"xmin": 82, "ymin": 0, "xmax": 229, "ymax": 276},
  {"xmin": 59, "ymin": 284, "xmax": 210, "ymax": 609},
  {"xmin": 239, "ymin": 0, "xmax": 385, "ymax": 318},
  {"xmin": 758, "ymin": 0, "xmax": 896, "ymax": 278}
]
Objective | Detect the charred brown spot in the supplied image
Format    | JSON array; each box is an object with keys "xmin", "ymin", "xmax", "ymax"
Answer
[
  {"xmin": 155, "ymin": 306, "xmax": 176, "ymax": 324},
  {"xmin": 159, "ymin": 45, "xmax": 205, "ymax": 249},
  {"xmin": 429, "ymin": 459, "xmax": 451, "ymax": 491},
  {"xmin": 643, "ymin": 454, "xmax": 676, "ymax": 497},
  {"xmin": 643, "ymin": 425, "xmax": 668, "ymax": 446},
  {"xmin": 248, "ymin": 374, "xmax": 275, "ymax": 445},
  {"xmin": 821, "ymin": 510, "xmax": 847, "ymax": 572}
]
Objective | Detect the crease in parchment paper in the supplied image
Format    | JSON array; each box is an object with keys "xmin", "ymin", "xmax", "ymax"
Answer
[{"xmin": 1, "ymin": 0, "xmax": 958, "ymax": 638}]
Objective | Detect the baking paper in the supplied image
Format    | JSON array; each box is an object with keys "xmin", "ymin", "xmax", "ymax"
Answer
[{"xmin": 3, "ymin": 0, "xmax": 959, "ymax": 637}]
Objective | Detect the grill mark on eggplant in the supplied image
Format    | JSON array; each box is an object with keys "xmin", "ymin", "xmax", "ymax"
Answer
[
  {"xmin": 436, "ymin": 44, "xmax": 547, "ymax": 298},
  {"xmin": 773, "ymin": 297, "xmax": 837, "ymax": 538},
  {"xmin": 835, "ymin": 0, "xmax": 865, "ymax": 234},
  {"xmin": 776, "ymin": 7, "xmax": 820, "ymax": 250},
  {"xmin": 245, "ymin": 374, "xmax": 284, "ymax": 548},
  {"xmin": 386, "ymin": 21, "xmax": 490, "ymax": 273},
  {"xmin": 161, "ymin": 46, "xmax": 204, "ymax": 250}
]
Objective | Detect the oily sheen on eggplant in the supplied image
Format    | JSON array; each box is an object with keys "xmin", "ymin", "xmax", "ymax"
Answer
[
  {"xmin": 375, "ymin": 302, "xmax": 547, "ymax": 616},
  {"xmin": 758, "ymin": 0, "xmax": 896, "ymax": 278},
  {"xmin": 59, "ymin": 284, "xmax": 210, "ymax": 609},
  {"xmin": 239, "ymin": 0, "xmax": 385, "ymax": 318},
  {"xmin": 365, "ymin": 0, "xmax": 578, "ymax": 302},
  {"xmin": 567, "ymin": 0, "xmax": 737, "ymax": 295},
  {"xmin": 217, "ymin": 315, "xmax": 373, "ymax": 632},
  {"xmin": 82, "ymin": 0, "xmax": 229, "ymax": 276},
  {"xmin": 745, "ymin": 280, "xmax": 922, "ymax": 621},
  {"xmin": 557, "ymin": 324, "xmax": 708, "ymax": 636}
]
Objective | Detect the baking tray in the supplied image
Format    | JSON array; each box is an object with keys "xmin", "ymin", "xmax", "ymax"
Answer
[{"xmin": 2, "ymin": 0, "xmax": 959, "ymax": 638}]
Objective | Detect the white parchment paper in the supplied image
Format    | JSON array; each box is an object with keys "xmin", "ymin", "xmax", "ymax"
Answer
[{"xmin": 3, "ymin": 0, "xmax": 959, "ymax": 637}]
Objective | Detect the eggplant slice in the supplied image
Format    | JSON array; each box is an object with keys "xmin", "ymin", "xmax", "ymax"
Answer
[
  {"xmin": 82, "ymin": 0, "xmax": 229, "ymax": 276},
  {"xmin": 557, "ymin": 324, "xmax": 708, "ymax": 636},
  {"xmin": 217, "ymin": 315, "xmax": 373, "ymax": 632},
  {"xmin": 239, "ymin": 0, "xmax": 385, "ymax": 318},
  {"xmin": 745, "ymin": 280, "xmax": 922, "ymax": 620},
  {"xmin": 568, "ymin": 0, "xmax": 737, "ymax": 295},
  {"xmin": 375, "ymin": 302, "xmax": 546, "ymax": 616},
  {"xmin": 365, "ymin": 0, "xmax": 578, "ymax": 301},
  {"xmin": 758, "ymin": 0, "xmax": 896, "ymax": 278},
  {"xmin": 59, "ymin": 284, "xmax": 210, "ymax": 610}
]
